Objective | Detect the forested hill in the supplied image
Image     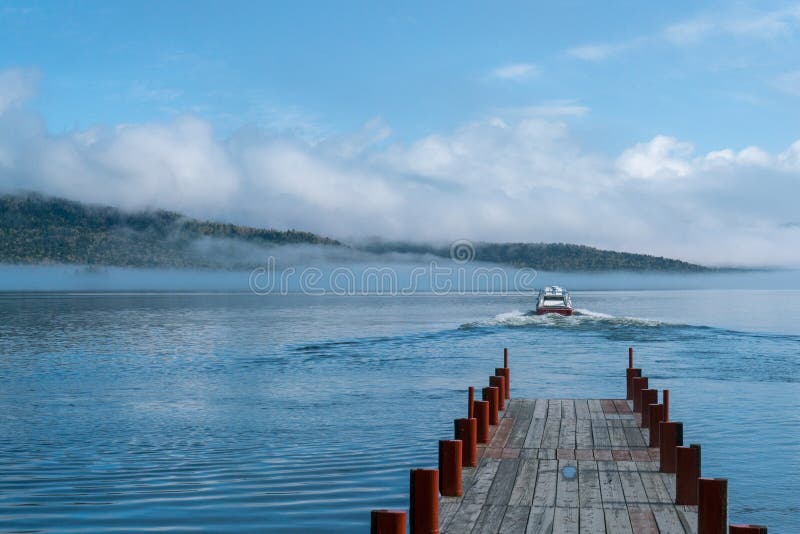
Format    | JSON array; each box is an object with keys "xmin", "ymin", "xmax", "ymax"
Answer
[
  {"xmin": 0, "ymin": 193, "xmax": 339, "ymax": 268},
  {"xmin": 0, "ymin": 193, "xmax": 711, "ymax": 271}
]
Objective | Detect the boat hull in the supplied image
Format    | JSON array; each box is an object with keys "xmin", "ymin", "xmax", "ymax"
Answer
[{"xmin": 536, "ymin": 307, "xmax": 573, "ymax": 316}]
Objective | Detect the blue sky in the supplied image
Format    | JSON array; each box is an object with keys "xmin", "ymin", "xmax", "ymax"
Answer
[{"xmin": 1, "ymin": 1, "xmax": 799, "ymax": 265}]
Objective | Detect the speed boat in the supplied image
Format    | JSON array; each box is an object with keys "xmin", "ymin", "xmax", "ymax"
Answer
[{"xmin": 536, "ymin": 286, "xmax": 573, "ymax": 316}]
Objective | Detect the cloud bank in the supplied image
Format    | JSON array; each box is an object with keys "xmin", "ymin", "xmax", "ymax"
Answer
[{"xmin": 1, "ymin": 69, "xmax": 799, "ymax": 267}]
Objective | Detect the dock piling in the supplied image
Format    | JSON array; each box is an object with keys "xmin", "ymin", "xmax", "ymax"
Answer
[
  {"xmin": 473, "ymin": 400, "xmax": 489, "ymax": 443},
  {"xmin": 648, "ymin": 403, "xmax": 665, "ymax": 447},
  {"xmin": 454, "ymin": 418, "xmax": 477, "ymax": 467},
  {"xmin": 495, "ymin": 367, "xmax": 510, "ymax": 400},
  {"xmin": 626, "ymin": 367, "xmax": 642, "ymax": 400},
  {"xmin": 676, "ymin": 444, "xmax": 702, "ymax": 505},
  {"xmin": 467, "ymin": 387, "xmax": 474, "ymax": 419},
  {"xmin": 659, "ymin": 421, "xmax": 683, "ymax": 473},
  {"xmin": 489, "ymin": 376, "xmax": 505, "ymax": 411},
  {"xmin": 698, "ymin": 477, "xmax": 728, "ymax": 534},
  {"xmin": 410, "ymin": 469, "xmax": 439, "ymax": 534},
  {"xmin": 370, "ymin": 510, "xmax": 406, "ymax": 534},
  {"xmin": 640, "ymin": 389, "xmax": 658, "ymax": 427},
  {"xmin": 438, "ymin": 440, "xmax": 462, "ymax": 497},
  {"xmin": 629, "ymin": 346, "xmax": 633, "ymax": 368},
  {"xmin": 663, "ymin": 389, "xmax": 670, "ymax": 421},
  {"xmin": 482, "ymin": 386, "xmax": 499, "ymax": 425},
  {"xmin": 632, "ymin": 376, "xmax": 649, "ymax": 412}
]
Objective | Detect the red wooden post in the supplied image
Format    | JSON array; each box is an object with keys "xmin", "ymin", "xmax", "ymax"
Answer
[
  {"xmin": 371, "ymin": 510, "xmax": 406, "ymax": 534},
  {"xmin": 504, "ymin": 347, "xmax": 508, "ymax": 368},
  {"xmin": 483, "ymin": 386, "xmax": 499, "ymax": 425},
  {"xmin": 489, "ymin": 376, "xmax": 505, "ymax": 411},
  {"xmin": 410, "ymin": 469, "xmax": 439, "ymax": 534},
  {"xmin": 438, "ymin": 440, "xmax": 462, "ymax": 497},
  {"xmin": 474, "ymin": 400, "xmax": 490, "ymax": 443},
  {"xmin": 659, "ymin": 421, "xmax": 683, "ymax": 473},
  {"xmin": 632, "ymin": 376, "xmax": 648, "ymax": 412},
  {"xmin": 648, "ymin": 403, "xmax": 665, "ymax": 447},
  {"xmin": 495, "ymin": 367, "xmax": 510, "ymax": 400},
  {"xmin": 698, "ymin": 478, "xmax": 728, "ymax": 534},
  {"xmin": 640, "ymin": 389, "xmax": 658, "ymax": 427},
  {"xmin": 454, "ymin": 418, "xmax": 477, "ymax": 467},
  {"xmin": 663, "ymin": 389, "xmax": 670, "ymax": 421},
  {"xmin": 626, "ymin": 368, "xmax": 642, "ymax": 400},
  {"xmin": 729, "ymin": 525, "xmax": 768, "ymax": 533},
  {"xmin": 467, "ymin": 387, "xmax": 474, "ymax": 419},
  {"xmin": 628, "ymin": 346, "xmax": 633, "ymax": 368},
  {"xmin": 676, "ymin": 444, "xmax": 701, "ymax": 505}
]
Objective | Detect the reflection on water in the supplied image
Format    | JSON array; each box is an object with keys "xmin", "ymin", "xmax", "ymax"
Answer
[{"xmin": 0, "ymin": 289, "xmax": 798, "ymax": 532}]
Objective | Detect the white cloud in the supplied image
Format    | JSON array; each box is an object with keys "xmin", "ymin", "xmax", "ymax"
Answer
[
  {"xmin": 1, "ymin": 69, "xmax": 799, "ymax": 267},
  {"xmin": 566, "ymin": 44, "xmax": 626, "ymax": 61},
  {"xmin": 0, "ymin": 68, "xmax": 38, "ymax": 114},
  {"xmin": 489, "ymin": 63, "xmax": 539, "ymax": 81}
]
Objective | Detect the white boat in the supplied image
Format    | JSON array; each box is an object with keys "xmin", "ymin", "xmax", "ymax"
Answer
[{"xmin": 536, "ymin": 286, "xmax": 573, "ymax": 316}]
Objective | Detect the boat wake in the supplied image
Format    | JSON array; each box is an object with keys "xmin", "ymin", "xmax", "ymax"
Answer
[{"xmin": 460, "ymin": 308, "xmax": 667, "ymax": 330}]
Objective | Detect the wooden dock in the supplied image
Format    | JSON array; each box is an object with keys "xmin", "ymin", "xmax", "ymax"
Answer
[{"xmin": 439, "ymin": 398, "xmax": 697, "ymax": 533}]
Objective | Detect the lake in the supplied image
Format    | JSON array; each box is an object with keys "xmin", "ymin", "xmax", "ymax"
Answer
[{"xmin": 0, "ymin": 276, "xmax": 798, "ymax": 532}]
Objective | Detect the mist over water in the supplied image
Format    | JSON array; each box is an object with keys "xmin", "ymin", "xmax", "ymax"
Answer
[{"xmin": 0, "ymin": 274, "xmax": 798, "ymax": 532}]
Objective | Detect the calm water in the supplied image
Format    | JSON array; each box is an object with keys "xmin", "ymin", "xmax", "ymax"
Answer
[{"xmin": 0, "ymin": 289, "xmax": 798, "ymax": 532}]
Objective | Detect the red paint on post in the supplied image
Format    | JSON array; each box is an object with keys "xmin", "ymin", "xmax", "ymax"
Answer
[
  {"xmin": 409, "ymin": 469, "xmax": 439, "ymax": 534},
  {"xmin": 483, "ymin": 386, "xmax": 499, "ymax": 426},
  {"xmin": 489, "ymin": 376, "xmax": 505, "ymax": 411},
  {"xmin": 632, "ymin": 376, "xmax": 648, "ymax": 412},
  {"xmin": 454, "ymin": 418, "xmax": 477, "ymax": 467},
  {"xmin": 626, "ymin": 368, "xmax": 642, "ymax": 400},
  {"xmin": 729, "ymin": 525, "xmax": 768, "ymax": 533},
  {"xmin": 504, "ymin": 347, "xmax": 508, "ymax": 368},
  {"xmin": 676, "ymin": 444, "xmax": 701, "ymax": 505},
  {"xmin": 663, "ymin": 389, "xmax": 670, "ymax": 421},
  {"xmin": 628, "ymin": 346, "xmax": 633, "ymax": 368},
  {"xmin": 473, "ymin": 400, "xmax": 490, "ymax": 444},
  {"xmin": 438, "ymin": 440, "xmax": 462, "ymax": 497},
  {"xmin": 659, "ymin": 421, "xmax": 683, "ymax": 473},
  {"xmin": 648, "ymin": 403, "xmax": 665, "ymax": 447},
  {"xmin": 640, "ymin": 389, "xmax": 658, "ymax": 427},
  {"xmin": 371, "ymin": 510, "xmax": 406, "ymax": 534},
  {"xmin": 495, "ymin": 367, "xmax": 510, "ymax": 400},
  {"xmin": 698, "ymin": 478, "xmax": 728, "ymax": 534},
  {"xmin": 467, "ymin": 387, "xmax": 474, "ymax": 419}
]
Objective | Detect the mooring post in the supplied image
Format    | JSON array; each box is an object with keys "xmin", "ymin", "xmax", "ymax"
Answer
[
  {"xmin": 467, "ymin": 387, "xmax": 474, "ymax": 419},
  {"xmin": 640, "ymin": 389, "xmax": 658, "ymax": 427},
  {"xmin": 648, "ymin": 403, "xmax": 665, "ymax": 447},
  {"xmin": 729, "ymin": 525, "xmax": 768, "ymax": 533},
  {"xmin": 370, "ymin": 510, "xmax": 407, "ymax": 534},
  {"xmin": 483, "ymin": 386, "xmax": 499, "ymax": 426},
  {"xmin": 626, "ymin": 367, "xmax": 642, "ymax": 400},
  {"xmin": 628, "ymin": 346, "xmax": 633, "ymax": 368},
  {"xmin": 438, "ymin": 440, "xmax": 462, "ymax": 497},
  {"xmin": 473, "ymin": 400, "xmax": 489, "ymax": 443},
  {"xmin": 663, "ymin": 389, "xmax": 670, "ymax": 421},
  {"xmin": 495, "ymin": 367, "xmax": 510, "ymax": 400},
  {"xmin": 504, "ymin": 347, "xmax": 508, "ymax": 368},
  {"xmin": 632, "ymin": 376, "xmax": 648, "ymax": 412},
  {"xmin": 410, "ymin": 469, "xmax": 439, "ymax": 534},
  {"xmin": 698, "ymin": 478, "xmax": 728, "ymax": 534},
  {"xmin": 454, "ymin": 418, "xmax": 477, "ymax": 467},
  {"xmin": 659, "ymin": 421, "xmax": 683, "ymax": 473},
  {"xmin": 676, "ymin": 444, "xmax": 701, "ymax": 505},
  {"xmin": 489, "ymin": 376, "xmax": 505, "ymax": 411}
]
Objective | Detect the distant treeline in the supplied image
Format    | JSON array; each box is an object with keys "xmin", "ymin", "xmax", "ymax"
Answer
[{"xmin": 0, "ymin": 193, "xmax": 710, "ymax": 272}]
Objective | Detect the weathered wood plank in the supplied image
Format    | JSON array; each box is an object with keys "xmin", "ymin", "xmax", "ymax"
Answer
[
  {"xmin": 541, "ymin": 415, "xmax": 562, "ymax": 449},
  {"xmin": 524, "ymin": 417, "xmax": 546, "ymax": 449},
  {"xmin": 574, "ymin": 399, "xmax": 590, "ymax": 420},
  {"xmin": 556, "ymin": 460, "xmax": 579, "ymax": 508},
  {"xmin": 462, "ymin": 458, "xmax": 501, "ymax": 504},
  {"xmin": 527, "ymin": 506, "xmax": 555, "ymax": 534},
  {"xmin": 509, "ymin": 458, "xmax": 539, "ymax": 506},
  {"xmin": 548, "ymin": 399, "xmax": 563, "ymax": 419},
  {"xmin": 597, "ymin": 461, "xmax": 627, "ymax": 506},
  {"xmin": 676, "ymin": 507, "xmax": 698, "ymax": 534},
  {"xmin": 651, "ymin": 503, "xmax": 687, "ymax": 533},
  {"xmin": 588, "ymin": 399, "xmax": 604, "ymax": 419},
  {"xmin": 487, "ymin": 459, "xmax": 520, "ymax": 504},
  {"xmin": 590, "ymin": 420, "xmax": 611, "ymax": 448},
  {"xmin": 576, "ymin": 418, "xmax": 593, "ymax": 449},
  {"xmin": 558, "ymin": 417, "xmax": 577, "ymax": 449},
  {"xmin": 507, "ymin": 400, "xmax": 535, "ymax": 448},
  {"xmin": 553, "ymin": 506, "xmax": 579, "ymax": 534},
  {"xmin": 603, "ymin": 507, "xmax": 633, "ymax": 533},
  {"xmin": 500, "ymin": 505, "xmax": 530, "ymax": 533},
  {"xmin": 533, "ymin": 398, "xmax": 548, "ymax": 418},
  {"xmin": 444, "ymin": 502, "xmax": 483, "ymax": 533},
  {"xmin": 619, "ymin": 471, "xmax": 649, "ymax": 505},
  {"xmin": 561, "ymin": 399, "xmax": 576, "ymax": 420},
  {"xmin": 532, "ymin": 459, "xmax": 558, "ymax": 508},
  {"xmin": 577, "ymin": 461, "xmax": 602, "ymax": 508},
  {"xmin": 640, "ymin": 471, "xmax": 672, "ymax": 504},
  {"xmin": 579, "ymin": 507, "xmax": 606, "ymax": 534},
  {"xmin": 472, "ymin": 504, "xmax": 506, "ymax": 533},
  {"xmin": 607, "ymin": 424, "xmax": 628, "ymax": 448},
  {"xmin": 623, "ymin": 426, "xmax": 646, "ymax": 448}
]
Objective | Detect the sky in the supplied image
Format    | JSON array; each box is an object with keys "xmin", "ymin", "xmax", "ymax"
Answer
[{"xmin": 0, "ymin": 1, "xmax": 799, "ymax": 267}]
